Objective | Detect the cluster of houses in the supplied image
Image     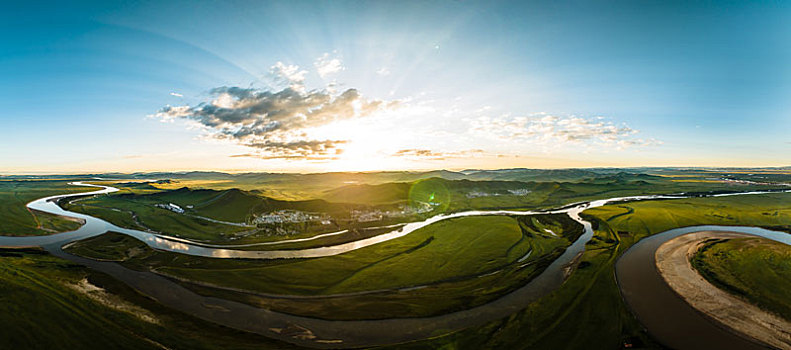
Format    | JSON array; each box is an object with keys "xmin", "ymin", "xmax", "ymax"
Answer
[
  {"xmin": 154, "ymin": 203, "xmax": 185, "ymax": 214},
  {"xmin": 253, "ymin": 210, "xmax": 332, "ymax": 225},
  {"xmin": 350, "ymin": 203, "xmax": 435, "ymax": 223},
  {"xmin": 465, "ymin": 188, "xmax": 531, "ymax": 198}
]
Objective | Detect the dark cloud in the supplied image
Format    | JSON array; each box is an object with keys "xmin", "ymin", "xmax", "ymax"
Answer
[
  {"xmin": 154, "ymin": 85, "xmax": 397, "ymax": 159},
  {"xmin": 244, "ymin": 140, "xmax": 347, "ymax": 159}
]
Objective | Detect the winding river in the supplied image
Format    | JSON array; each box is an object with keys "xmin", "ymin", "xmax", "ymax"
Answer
[
  {"xmin": 2, "ymin": 182, "xmax": 790, "ymax": 348},
  {"xmin": 617, "ymin": 226, "xmax": 791, "ymax": 349}
]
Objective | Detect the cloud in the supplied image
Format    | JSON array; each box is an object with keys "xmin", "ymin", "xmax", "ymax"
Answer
[
  {"xmin": 246, "ymin": 140, "xmax": 347, "ymax": 158},
  {"xmin": 152, "ymin": 85, "xmax": 398, "ymax": 159},
  {"xmin": 392, "ymin": 148, "xmax": 485, "ymax": 160},
  {"xmin": 230, "ymin": 140, "xmax": 346, "ymax": 160},
  {"xmin": 314, "ymin": 53, "xmax": 344, "ymax": 78},
  {"xmin": 169, "ymin": 92, "xmax": 183, "ymax": 97},
  {"xmin": 376, "ymin": 67, "xmax": 391, "ymax": 76},
  {"xmin": 470, "ymin": 114, "xmax": 659, "ymax": 149},
  {"xmin": 270, "ymin": 62, "xmax": 308, "ymax": 90},
  {"xmin": 393, "ymin": 149, "xmax": 444, "ymax": 159}
]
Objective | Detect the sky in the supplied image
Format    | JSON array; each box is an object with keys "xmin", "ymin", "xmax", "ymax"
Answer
[{"xmin": 1, "ymin": 0, "xmax": 789, "ymax": 174}]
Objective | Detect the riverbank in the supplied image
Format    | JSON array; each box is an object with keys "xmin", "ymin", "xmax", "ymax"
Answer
[
  {"xmin": 655, "ymin": 232, "xmax": 791, "ymax": 349},
  {"xmin": 616, "ymin": 225, "xmax": 791, "ymax": 349}
]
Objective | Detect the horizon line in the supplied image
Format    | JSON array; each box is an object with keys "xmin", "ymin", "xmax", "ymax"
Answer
[{"xmin": 3, "ymin": 165, "xmax": 791, "ymax": 177}]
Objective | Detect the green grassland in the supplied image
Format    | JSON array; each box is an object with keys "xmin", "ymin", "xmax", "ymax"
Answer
[
  {"xmin": 180, "ymin": 248, "xmax": 562, "ymax": 320},
  {"xmin": 135, "ymin": 170, "xmax": 474, "ymax": 200},
  {"xmin": 132, "ymin": 169, "xmax": 610, "ymax": 201},
  {"xmin": 121, "ymin": 168, "xmax": 791, "ymax": 200},
  {"xmin": 87, "ymin": 181, "xmax": 164, "ymax": 195},
  {"xmin": 140, "ymin": 187, "xmax": 353, "ymax": 223},
  {"xmin": 70, "ymin": 215, "xmax": 575, "ymax": 294},
  {"xmin": 320, "ymin": 173, "xmax": 783, "ymax": 212},
  {"xmin": 240, "ymin": 225, "xmax": 407, "ymax": 251},
  {"xmin": 63, "ymin": 172, "xmax": 782, "ymax": 246},
  {"xmin": 644, "ymin": 167, "xmax": 791, "ymax": 186},
  {"xmin": 392, "ymin": 193, "xmax": 791, "ymax": 349},
  {"xmin": 64, "ymin": 194, "xmax": 254, "ymax": 241},
  {"xmin": 64, "ymin": 186, "xmax": 370, "ymax": 244},
  {"xmin": 60, "ymin": 181, "xmax": 791, "ymax": 323},
  {"xmin": 0, "ymin": 247, "xmax": 293, "ymax": 350},
  {"xmin": 691, "ymin": 237, "xmax": 791, "ymax": 321},
  {"xmin": 66, "ymin": 214, "xmax": 582, "ymax": 319},
  {"xmin": 396, "ymin": 213, "xmax": 656, "ymax": 350},
  {"xmin": 0, "ymin": 180, "xmax": 94, "ymax": 236},
  {"xmin": 4, "ymin": 170, "xmax": 791, "ymax": 348},
  {"xmin": 583, "ymin": 192, "xmax": 791, "ymax": 239}
]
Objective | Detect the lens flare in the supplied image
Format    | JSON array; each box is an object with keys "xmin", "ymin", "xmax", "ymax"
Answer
[{"xmin": 408, "ymin": 179, "xmax": 451, "ymax": 213}]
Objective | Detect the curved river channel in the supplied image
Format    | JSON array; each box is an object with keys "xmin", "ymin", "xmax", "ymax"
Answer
[
  {"xmin": 616, "ymin": 227, "xmax": 791, "ymax": 349},
  {"xmin": 1, "ymin": 182, "xmax": 790, "ymax": 348}
]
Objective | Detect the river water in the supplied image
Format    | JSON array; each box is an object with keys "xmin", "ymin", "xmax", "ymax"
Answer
[{"xmin": 616, "ymin": 225, "xmax": 791, "ymax": 349}]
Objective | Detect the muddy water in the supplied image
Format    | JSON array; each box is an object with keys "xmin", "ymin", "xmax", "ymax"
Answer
[{"xmin": 616, "ymin": 226, "xmax": 791, "ymax": 350}]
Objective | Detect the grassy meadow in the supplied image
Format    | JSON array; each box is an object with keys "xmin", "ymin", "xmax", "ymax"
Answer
[
  {"xmin": 3, "ymin": 169, "xmax": 791, "ymax": 348},
  {"xmin": 397, "ymin": 214, "xmax": 656, "ymax": 350},
  {"xmin": 692, "ymin": 237, "xmax": 791, "ymax": 321},
  {"xmin": 61, "ymin": 171, "xmax": 783, "ymax": 246},
  {"xmin": 64, "ymin": 193, "xmax": 254, "ymax": 241},
  {"xmin": 0, "ymin": 248, "xmax": 293, "ymax": 350},
  {"xmin": 66, "ymin": 214, "xmax": 582, "ymax": 319},
  {"xmin": 393, "ymin": 192, "xmax": 791, "ymax": 349},
  {"xmin": 0, "ymin": 180, "xmax": 94, "ymax": 236},
  {"xmin": 583, "ymin": 191, "xmax": 791, "ymax": 239}
]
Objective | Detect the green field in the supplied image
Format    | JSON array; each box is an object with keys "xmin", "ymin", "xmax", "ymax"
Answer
[
  {"xmin": 97, "ymin": 168, "xmax": 791, "ymax": 201},
  {"xmin": 66, "ymin": 214, "xmax": 582, "ymax": 319},
  {"xmin": 69, "ymin": 215, "xmax": 577, "ymax": 294},
  {"xmin": 692, "ymin": 237, "xmax": 791, "ymax": 321},
  {"xmin": 0, "ymin": 247, "xmax": 293, "ymax": 350},
  {"xmin": 64, "ymin": 194, "xmax": 254, "ymax": 242},
  {"xmin": 64, "ymin": 185, "xmax": 387, "ymax": 244},
  {"xmin": 62, "ymin": 172, "xmax": 782, "ymax": 247},
  {"xmin": 0, "ymin": 180, "xmax": 94, "ymax": 236},
  {"xmin": 397, "ymin": 215, "xmax": 657, "ymax": 350},
  {"xmin": 148, "ymin": 173, "xmax": 783, "ymax": 214},
  {"xmin": 4, "ymin": 170, "xmax": 791, "ymax": 348},
  {"xmin": 583, "ymin": 192, "xmax": 791, "ymax": 240},
  {"xmin": 393, "ymin": 192, "xmax": 791, "ymax": 349}
]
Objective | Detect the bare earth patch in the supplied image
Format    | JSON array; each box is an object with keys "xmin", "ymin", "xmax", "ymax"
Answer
[
  {"xmin": 68, "ymin": 278, "xmax": 161, "ymax": 325},
  {"xmin": 655, "ymin": 231, "xmax": 791, "ymax": 350}
]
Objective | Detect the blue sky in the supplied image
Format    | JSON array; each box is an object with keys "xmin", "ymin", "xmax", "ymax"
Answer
[{"xmin": 1, "ymin": 1, "xmax": 789, "ymax": 173}]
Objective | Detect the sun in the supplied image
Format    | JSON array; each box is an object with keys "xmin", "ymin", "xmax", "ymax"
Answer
[{"xmin": 305, "ymin": 114, "xmax": 408, "ymax": 172}]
